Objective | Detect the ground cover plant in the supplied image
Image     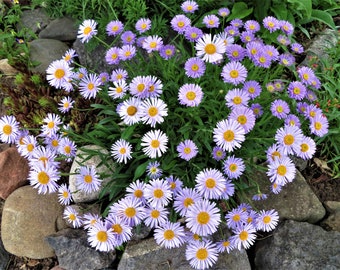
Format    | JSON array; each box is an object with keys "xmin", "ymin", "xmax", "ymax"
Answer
[{"xmin": 0, "ymin": 0, "xmax": 338, "ymax": 269}]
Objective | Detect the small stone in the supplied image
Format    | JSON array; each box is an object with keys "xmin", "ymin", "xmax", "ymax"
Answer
[
  {"xmin": 69, "ymin": 145, "xmax": 115, "ymax": 203},
  {"xmin": 0, "ymin": 59, "xmax": 19, "ymax": 76},
  {"xmin": 39, "ymin": 17, "xmax": 78, "ymax": 41},
  {"xmin": 0, "ymin": 147, "xmax": 29, "ymax": 199},
  {"xmin": 46, "ymin": 228, "xmax": 115, "ymax": 270},
  {"xmin": 1, "ymin": 186, "xmax": 67, "ymax": 259},
  {"xmin": 321, "ymin": 201, "xmax": 340, "ymax": 232}
]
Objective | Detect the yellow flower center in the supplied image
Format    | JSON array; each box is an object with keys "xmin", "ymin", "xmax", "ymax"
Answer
[
  {"xmin": 239, "ymin": 230, "xmax": 248, "ymax": 241},
  {"xmin": 84, "ymin": 175, "xmax": 93, "ymax": 183},
  {"xmin": 112, "ymin": 53, "xmax": 118, "ymax": 60},
  {"xmin": 303, "ymin": 73, "xmax": 309, "ymax": 80},
  {"xmin": 259, "ymin": 56, "xmax": 266, "ymax": 63},
  {"xmin": 125, "ymin": 207, "xmax": 136, "ymax": 218},
  {"xmin": 197, "ymin": 211, "xmax": 210, "ymax": 225},
  {"xmin": 116, "ymin": 86, "xmax": 123, "ymax": 93},
  {"xmin": 301, "ymin": 143, "xmax": 309, "ymax": 152},
  {"xmin": 268, "ymin": 22, "xmax": 275, "ymax": 28},
  {"xmin": 196, "ymin": 248, "xmax": 208, "ymax": 260},
  {"xmin": 112, "ymin": 224, "xmax": 123, "ymax": 234},
  {"xmin": 127, "ymin": 106, "xmax": 137, "ymax": 116},
  {"xmin": 170, "ymin": 182, "xmax": 176, "ymax": 189},
  {"xmin": 148, "ymin": 107, "xmax": 158, "ymax": 117},
  {"xmin": 69, "ymin": 213, "xmax": 76, "ymax": 221},
  {"xmin": 205, "ymin": 178, "xmax": 216, "ymax": 189},
  {"xmin": 149, "ymin": 41, "xmax": 157, "ymax": 48},
  {"xmin": 314, "ymin": 122, "xmax": 322, "ymax": 130},
  {"xmin": 112, "ymin": 25, "xmax": 119, "ymax": 32},
  {"xmin": 223, "ymin": 130, "xmax": 235, "ymax": 142},
  {"xmin": 54, "ymin": 68, "xmax": 65, "ymax": 79},
  {"xmin": 248, "ymin": 87, "xmax": 255, "ymax": 94},
  {"xmin": 237, "ymin": 115, "xmax": 247, "ymax": 125},
  {"xmin": 204, "ymin": 43, "xmax": 216, "ymax": 55},
  {"xmin": 283, "ymin": 134, "xmax": 294, "ymax": 145},
  {"xmin": 64, "ymin": 145, "xmax": 71, "ymax": 154},
  {"xmin": 183, "ymin": 147, "xmax": 191, "ymax": 154},
  {"xmin": 48, "ymin": 121, "xmax": 55, "ymax": 129},
  {"xmin": 293, "ymin": 87, "xmax": 300, "ymax": 94},
  {"xmin": 191, "ymin": 64, "xmax": 199, "ymax": 71},
  {"xmin": 186, "ymin": 91, "xmax": 196, "ymax": 101},
  {"xmin": 134, "ymin": 189, "xmax": 143, "ymax": 198},
  {"xmin": 277, "ymin": 165, "xmax": 287, "ymax": 176},
  {"xmin": 96, "ymin": 231, "xmax": 108, "ymax": 242},
  {"xmin": 63, "ymin": 191, "xmax": 69, "ymax": 198},
  {"xmin": 191, "ymin": 33, "xmax": 197, "ymax": 38},
  {"xmin": 163, "ymin": 229, "xmax": 175, "ymax": 240},
  {"xmin": 141, "ymin": 23, "xmax": 147, "ymax": 29},
  {"xmin": 151, "ymin": 139, "xmax": 160, "ymax": 148},
  {"xmin": 230, "ymin": 70, "xmax": 239, "ymax": 78},
  {"xmin": 83, "ymin": 26, "xmax": 92, "ymax": 35},
  {"xmin": 151, "ymin": 209, "xmax": 160, "ymax": 218},
  {"xmin": 153, "ymin": 188, "xmax": 164, "ymax": 199},
  {"xmin": 271, "ymin": 151, "xmax": 281, "ymax": 160},
  {"xmin": 165, "ymin": 49, "xmax": 173, "ymax": 56},
  {"xmin": 37, "ymin": 171, "xmax": 49, "ymax": 184},
  {"xmin": 64, "ymin": 55, "xmax": 71, "ymax": 61},
  {"xmin": 223, "ymin": 241, "xmax": 230, "ymax": 247},
  {"xmin": 137, "ymin": 83, "xmax": 145, "ymax": 92},
  {"xmin": 87, "ymin": 83, "xmax": 95, "ymax": 91},
  {"xmin": 177, "ymin": 21, "xmax": 185, "ymax": 28},
  {"xmin": 232, "ymin": 51, "xmax": 239, "ymax": 57},
  {"xmin": 263, "ymin": 216, "xmax": 271, "ymax": 224},
  {"xmin": 51, "ymin": 139, "xmax": 59, "ymax": 147},
  {"xmin": 276, "ymin": 106, "xmax": 283, "ymax": 113},
  {"xmin": 27, "ymin": 144, "xmax": 34, "ymax": 152},
  {"xmin": 232, "ymin": 214, "xmax": 240, "ymax": 221},
  {"xmin": 119, "ymin": 147, "xmax": 126, "ymax": 154},
  {"xmin": 63, "ymin": 102, "xmax": 69, "ymax": 108},
  {"xmin": 184, "ymin": 197, "xmax": 194, "ymax": 208},
  {"xmin": 229, "ymin": 163, "xmax": 238, "ymax": 172},
  {"xmin": 233, "ymin": 96, "xmax": 242, "ymax": 105}
]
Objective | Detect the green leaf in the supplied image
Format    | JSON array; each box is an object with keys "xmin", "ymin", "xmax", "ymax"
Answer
[
  {"xmin": 133, "ymin": 161, "xmax": 148, "ymax": 180},
  {"xmin": 228, "ymin": 2, "xmax": 253, "ymax": 21},
  {"xmin": 287, "ymin": 0, "xmax": 312, "ymax": 18},
  {"xmin": 310, "ymin": 9, "xmax": 336, "ymax": 29},
  {"xmin": 270, "ymin": 4, "xmax": 288, "ymax": 20}
]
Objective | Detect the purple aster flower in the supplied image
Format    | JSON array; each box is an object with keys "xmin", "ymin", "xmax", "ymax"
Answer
[
  {"xmin": 212, "ymin": 146, "xmax": 226, "ymax": 161},
  {"xmin": 279, "ymin": 20, "xmax": 294, "ymax": 35},
  {"xmin": 230, "ymin": 223, "xmax": 257, "ymax": 250},
  {"xmin": 171, "ymin": 14, "xmax": 191, "ymax": 34},
  {"xmin": 184, "ymin": 26, "xmax": 203, "ymax": 42},
  {"xmin": 126, "ymin": 179, "xmax": 147, "ymax": 204},
  {"xmin": 296, "ymin": 135, "xmax": 316, "ymax": 160},
  {"xmin": 195, "ymin": 33, "xmax": 226, "ymax": 63},
  {"xmin": 216, "ymin": 32, "xmax": 235, "ymax": 47},
  {"xmin": 225, "ymin": 88, "xmax": 250, "ymax": 108},
  {"xmin": 267, "ymin": 156, "xmax": 296, "ymax": 186},
  {"xmin": 240, "ymin": 31, "xmax": 255, "ymax": 43},
  {"xmin": 250, "ymin": 103, "xmax": 263, "ymax": 118},
  {"xmin": 184, "ymin": 57, "xmax": 206, "ymax": 78},
  {"xmin": 221, "ymin": 61, "xmax": 248, "ymax": 85},
  {"xmin": 135, "ymin": 18, "xmax": 151, "ymax": 34},
  {"xmin": 296, "ymin": 101, "xmax": 309, "ymax": 115},
  {"xmin": 121, "ymin": 31, "xmax": 136, "ymax": 45},
  {"xmin": 224, "ymin": 25, "xmax": 239, "ymax": 37},
  {"xmin": 145, "ymin": 75, "xmax": 163, "ymax": 98},
  {"xmin": 266, "ymin": 82, "xmax": 276, "ymax": 93},
  {"xmin": 106, "ymin": 20, "xmax": 124, "ymax": 36},
  {"xmin": 177, "ymin": 139, "xmax": 198, "ymax": 161},
  {"xmin": 284, "ymin": 114, "xmax": 301, "ymax": 127},
  {"xmin": 186, "ymin": 240, "xmax": 219, "ymax": 270},
  {"xmin": 159, "ymin": 44, "xmax": 176, "ymax": 60},
  {"xmin": 279, "ymin": 53, "xmax": 295, "ymax": 66},
  {"xmin": 306, "ymin": 90, "xmax": 317, "ymax": 102},
  {"xmin": 277, "ymin": 34, "xmax": 291, "ymax": 46},
  {"xmin": 144, "ymin": 178, "xmax": 172, "ymax": 208},
  {"xmin": 242, "ymin": 80, "xmax": 261, "ymax": 99},
  {"xmin": 223, "ymin": 155, "xmax": 245, "ymax": 179},
  {"xmin": 264, "ymin": 45, "xmax": 279, "ymax": 61},
  {"xmin": 146, "ymin": 161, "xmax": 163, "ymax": 179},
  {"xmin": 275, "ymin": 125, "xmax": 304, "ymax": 155},
  {"xmin": 178, "ymin": 83, "xmax": 203, "ymax": 107},
  {"xmin": 154, "ymin": 221, "xmax": 186, "ymax": 249},
  {"xmin": 142, "ymin": 35, "xmax": 163, "ymax": 53},
  {"xmin": 309, "ymin": 113, "xmax": 329, "ymax": 137},
  {"xmin": 271, "ymin": 182, "xmax": 282, "ymax": 194},
  {"xmin": 216, "ymin": 238, "xmax": 235, "ymax": 254},
  {"xmin": 252, "ymin": 193, "xmax": 268, "ymax": 201},
  {"xmin": 105, "ymin": 47, "xmax": 120, "ymax": 65},
  {"xmin": 290, "ymin": 43, "xmax": 304, "ymax": 54},
  {"xmin": 304, "ymin": 104, "xmax": 323, "ymax": 119},
  {"xmin": 98, "ymin": 72, "xmax": 109, "ymax": 85},
  {"xmin": 297, "ymin": 66, "xmax": 317, "ymax": 86},
  {"xmin": 195, "ymin": 168, "xmax": 227, "ymax": 200},
  {"xmin": 79, "ymin": 73, "xmax": 102, "ymax": 99},
  {"xmin": 77, "ymin": 19, "xmax": 97, "ymax": 43},
  {"xmin": 287, "ymin": 81, "xmax": 307, "ymax": 100},
  {"xmin": 230, "ymin": 19, "xmax": 243, "ymax": 28},
  {"xmin": 246, "ymin": 41, "xmax": 262, "ymax": 60},
  {"xmin": 203, "ymin": 14, "xmax": 220, "ymax": 28},
  {"xmin": 173, "ymin": 187, "xmax": 202, "ymax": 217},
  {"xmin": 225, "ymin": 208, "xmax": 248, "ymax": 229},
  {"xmin": 266, "ymin": 143, "xmax": 285, "ymax": 162},
  {"xmin": 110, "ymin": 68, "xmax": 128, "ymax": 82},
  {"xmin": 166, "ymin": 175, "xmax": 183, "ymax": 196},
  {"xmin": 218, "ymin": 7, "xmax": 230, "ymax": 17},
  {"xmin": 263, "ymin": 16, "xmax": 280, "ymax": 32},
  {"xmin": 181, "ymin": 0, "xmax": 199, "ymax": 13},
  {"xmin": 270, "ymin": 99, "xmax": 290, "ymax": 119},
  {"xmin": 244, "ymin": 20, "xmax": 261, "ymax": 32},
  {"xmin": 229, "ymin": 106, "xmax": 256, "ymax": 133},
  {"xmin": 119, "ymin": 45, "xmax": 136, "ymax": 61},
  {"xmin": 129, "ymin": 75, "xmax": 151, "ymax": 98},
  {"xmin": 253, "ymin": 51, "xmax": 272, "ymax": 68},
  {"xmin": 256, "ymin": 209, "xmax": 279, "ymax": 232},
  {"xmin": 273, "ymin": 79, "xmax": 285, "ymax": 91}
]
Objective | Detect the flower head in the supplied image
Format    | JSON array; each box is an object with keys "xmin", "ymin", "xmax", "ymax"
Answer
[
  {"xmin": 177, "ymin": 139, "xmax": 198, "ymax": 161},
  {"xmin": 58, "ymin": 183, "xmax": 73, "ymax": 205},
  {"xmin": 105, "ymin": 214, "xmax": 133, "ymax": 245},
  {"xmin": 0, "ymin": 115, "xmax": 20, "ymax": 144},
  {"xmin": 195, "ymin": 34, "xmax": 226, "ymax": 63},
  {"xmin": 242, "ymin": 80, "xmax": 262, "ymax": 99},
  {"xmin": 171, "ymin": 14, "xmax": 191, "ymax": 33},
  {"xmin": 76, "ymin": 165, "xmax": 102, "ymax": 194},
  {"xmin": 225, "ymin": 88, "xmax": 250, "ymax": 109},
  {"xmin": 195, "ymin": 168, "xmax": 226, "ymax": 199},
  {"xmin": 256, "ymin": 209, "xmax": 279, "ymax": 232},
  {"xmin": 144, "ymin": 178, "xmax": 172, "ymax": 208},
  {"xmin": 46, "ymin": 60, "xmax": 73, "ymax": 89},
  {"xmin": 87, "ymin": 220, "xmax": 115, "ymax": 251},
  {"xmin": 78, "ymin": 19, "xmax": 97, "ymax": 43},
  {"xmin": 159, "ymin": 44, "xmax": 176, "ymax": 60},
  {"xmin": 58, "ymin": 96, "xmax": 74, "ymax": 113},
  {"xmin": 263, "ymin": 16, "xmax": 280, "ymax": 33},
  {"xmin": 186, "ymin": 240, "xmax": 219, "ymax": 270},
  {"xmin": 29, "ymin": 162, "xmax": 60, "ymax": 194},
  {"xmin": 79, "ymin": 73, "xmax": 102, "ymax": 99},
  {"xmin": 221, "ymin": 61, "xmax": 248, "ymax": 85},
  {"xmin": 270, "ymin": 99, "xmax": 290, "ymax": 119},
  {"xmin": 111, "ymin": 139, "xmax": 133, "ymax": 164},
  {"xmin": 230, "ymin": 223, "xmax": 257, "ymax": 250},
  {"xmin": 135, "ymin": 18, "xmax": 151, "ymax": 33},
  {"xmin": 178, "ymin": 83, "xmax": 204, "ymax": 107},
  {"xmin": 275, "ymin": 125, "xmax": 303, "ymax": 155},
  {"xmin": 309, "ymin": 113, "xmax": 329, "ymax": 137},
  {"xmin": 154, "ymin": 221, "xmax": 186, "ymax": 249},
  {"xmin": 141, "ymin": 129, "xmax": 168, "ymax": 158},
  {"xmin": 146, "ymin": 161, "xmax": 163, "ymax": 179},
  {"xmin": 144, "ymin": 206, "xmax": 169, "ymax": 228},
  {"xmin": 203, "ymin": 14, "xmax": 220, "ymax": 28},
  {"xmin": 212, "ymin": 146, "xmax": 226, "ymax": 161},
  {"xmin": 117, "ymin": 97, "xmax": 142, "ymax": 125},
  {"xmin": 142, "ymin": 35, "xmax": 163, "ymax": 53},
  {"xmin": 181, "ymin": 1, "xmax": 199, "ymax": 13},
  {"xmin": 63, "ymin": 206, "xmax": 83, "ymax": 228},
  {"xmin": 108, "ymin": 79, "xmax": 128, "ymax": 99},
  {"xmin": 267, "ymin": 156, "xmax": 296, "ymax": 186},
  {"xmin": 184, "ymin": 57, "xmax": 206, "ymax": 78},
  {"xmin": 223, "ymin": 155, "xmax": 245, "ymax": 179},
  {"xmin": 140, "ymin": 98, "xmax": 168, "ymax": 127},
  {"xmin": 106, "ymin": 20, "xmax": 124, "ymax": 36},
  {"xmin": 173, "ymin": 187, "xmax": 202, "ymax": 217}
]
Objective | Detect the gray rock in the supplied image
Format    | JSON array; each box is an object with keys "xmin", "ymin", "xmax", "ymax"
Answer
[
  {"xmin": 255, "ymin": 220, "xmax": 340, "ymax": 270},
  {"xmin": 321, "ymin": 201, "xmax": 340, "ymax": 232},
  {"xmin": 118, "ymin": 237, "xmax": 250, "ymax": 270},
  {"xmin": 17, "ymin": 8, "xmax": 50, "ymax": 35},
  {"xmin": 46, "ymin": 228, "xmax": 115, "ymax": 270},
  {"xmin": 0, "ymin": 238, "xmax": 10, "ymax": 270},
  {"xmin": 39, "ymin": 17, "xmax": 78, "ymax": 41},
  {"xmin": 249, "ymin": 170, "xmax": 325, "ymax": 223},
  {"xmin": 69, "ymin": 145, "xmax": 115, "ymax": 203},
  {"xmin": 29, "ymin": 38, "xmax": 69, "ymax": 74},
  {"xmin": 1, "ymin": 186, "xmax": 67, "ymax": 259}
]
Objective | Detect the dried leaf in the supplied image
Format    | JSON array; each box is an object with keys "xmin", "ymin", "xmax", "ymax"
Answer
[
  {"xmin": 27, "ymin": 259, "xmax": 40, "ymax": 267},
  {"xmin": 313, "ymin": 157, "xmax": 333, "ymax": 176}
]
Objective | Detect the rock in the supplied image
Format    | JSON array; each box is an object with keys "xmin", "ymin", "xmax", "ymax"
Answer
[
  {"xmin": 249, "ymin": 170, "xmax": 325, "ymax": 223},
  {"xmin": 118, "ymin": 237, "xmax": 250, "ymax": 270},
  {"xmin": 29, "ymin": 38, "xmax": 69, "ymax": 74},
  {"xmin": 321, "ymin": 201, "xmax": 340, "ymax": 232},
  {"xmin": 46, "ymin": 228, "xmax": 115, "ymax": 270},
  {"xmin": 255, "ymin": 220, "xmax": 340, "ymax": 270},
  {"xmin": 0, "ymin": 59, "xmax": 19, "ymax": 76},
  {"xmin": 0, "ymin": 238, "xmax": 10, "ymax": 270},
  {"xmin": 39, "ymin": 17, "xmax": 78, "ymax": 41},
  {"xmin": 0, "ymin": 147, "xmax": 29, "ymax": 199},
  {"xmin": 1, "ymin": 185, "xmax": 67, "ymax": 259},
  {"xmin": 50, "ymin": 266, "xmax": 66, "ymax": 270},
  {"xmin": 69, "ymin": 145, "xmax": 115, "ymax": 203},
  {"xmin": 17, "ymin": 8, "xmax": 50, "ymax": 35}
]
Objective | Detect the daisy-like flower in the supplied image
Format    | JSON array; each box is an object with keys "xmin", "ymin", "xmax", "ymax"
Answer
[
  {"xmin": 277, "ymin": 34, "xmax": 290, "ymax": 46},
  {"xmin": 184, "ymin": 57, "xmax": 206, "ymax": 78},
  {"xmin": 178, "ymin": 83, "xmax": 204, "ymax": 107},
  {"xmin": 225, "ymin": 26, "xmax": 240, "ymax": 37},
  {"xmin": 121, "ymin": 31, "xmax": 136, "ymax": 45},
  {"xmin": 304, "ymin": 104, "xmax": 323, "ymax": 120},
  {"xmin": 177, "ymin": 139, "xmax": 198, "ymax": 161},
  {"xmin": 46, "ymin": 59, "xmax": 73, "ymax": 89},
  {"xmin": 181, "ymin": 1, "xmax": 199, "ymax": 13},
  {"xmin": 29, "ymin": 145, "xmax": 58, "ymax": 168},
  {"xmin": 173, "ymin": 187, "xmax": 202, "ymax": 217},
  {"xmin": 63, "ymin": 205, "xmax": 83, "ymax": 228},
  {"xmin": 275, "ymin": 125, "xmax": 303, "ymax": 155},
  {"xmin": 184, "ymin": 26, "xmax": 204, "ymax": 42},
  {"xmin": 195, "ymin": 33, "xmax": 226, "ymax": 63},
  {"xmin": 230, "ymin": 223, "xmax": 257, "ymax": 250},
  {"xmin": 140, "ymin": 98, "xmax": 168, "ymax": 127},
  {"xmin": 143, "ymin": 206, "xmax": 169, "ymax": 228},
  {"xmin": 290, "ymin": 43, "xmax": 304, "ymax": 54},
  {"xmin": 225, "ymin": 208, "xmax": 248, "ymax": 229},
  {"xmin": 223, "ymin": 155, "xmax": 245, "ymax": 179},
  {"xmin": 58, "ymin": 96, "xmax": 74, "ymax": 113},
  {"xmin": 62, "ymin": 48, "xmax": 77, "ymax": 64},
  {"xmin": 76, "ymin": 165, "xmax": 102, "ymax": 194},
  {"xmin": 105, "ymin": 214, "xmax": 133, "ymax": 245},
  {"xmin": 267, "ymin": 156, "xmax": 296, "ymax": 186},
  {"xmin": 117, "ymin": 97, "xmax": 142, "ymax": 126},
  {"xmin": 77, "ymin": 19, "xmax": 97, "ymax": 43},
  {"xmin": 195, "ymin": 168, "xmax": 226, "ymax": 199},
  {"xmin": 271, "ymin": 182, "xmax": 282, "ymax": 194},
  {"xmin": 58, "ymin": 183, "xmax": 73, "ymax": 205},
  {"xmin": 0, "ymin": 115, "xmax": 19, "ymax": 144},
  {"xmin": 141, "ymin": 129, "xmax": 168, "ymax": 158},
  {"xmin": 296, "ymin": 135, "xmax": 316, "ymax": 160},
  {"xmin": 230, "ymin": 19, "xmax": 243, "ymax": 28},
  {"xmin": 242, "ymin": 80, "xmax": 261, "ymax": 99},
  {"xmin": 119, "ymin": 45, "xmax": 136, "ymax": 61},
  {"xmin": 142, "ymin": 35, "xmax": 163, "ymax": 53},
  {"xmin": 186, "ymin": 240, "xmax": 219, "ymax": 270},
  {"xmin": 135, "ymin": 18, "xmax": 151, "ymax": 33},
  {"xmin": 87, "ymin": 220, "xmax": 115, "ymax": 251},
  {"xmin": 79, "ymin": 73, "xmax": 102, "ymax": 99},
  {"xmin": 29, "ymin": 162, "xmax": 60, "ymax": 194},
  {"xmin": 154, "ymin": 221, "xmax": 186, "ymax": 249},
  {"xmin": 44, "ymin": 133, "xmax": 62, "ymax": 154},
  {"xmin": 111, "ymin": 139, "xmax": 133, "ymax": 164},
  {"xmin": 250, "ymin": 103, "xmax": 263, "ymax": 118},
  {"xmin": 226, "ymin": 44, "xmax": 246, "ymax": 62},
  {"xmin": 105, "ymin": 46, "xmax": 120, "ymax": 65},
  {"xmin": 244, "ymin": 20, "xmax": 261, "ymax": 32},
  {"xmin": 297, "ymin": 66, "xmax": 317, "ymax": 86},
  {"xmin": 110, "ymin": 68, "xmax": 128, "ymax": 82},
  {"xmin": 83, "ymin": 212, "xmax": 102, "ymax": 230},
  {"xmin": 203, "ymin": 14, "xmax": 220, "ymax": 28},
  {"xmin": 171, "ymin": 14, "xmax": 191, "ymax": 34},
  {"xmin": 218, "ymin": 7, "xmax": 230, "ymax": 17},
  {"xmin": 285, "ymin": 114, "xmax": 301, "ymax": 128},
  {"xmin": 108, "ymin": 79, "xmax": 128, "ymax": 99},
  {"xmin": 216, "ymin": 238, "xmax": 235, "ymax": 254},
  {"xmin": 58, "ymin": 137, "xmax": 77, "ymax": 160},
  {"xmin": 266, "ymin": 143, "xmax": 284, "ymax": 162},
  {"xmin": 306, "ymin": 90, "xmax": 317, "ymax": 102},
  {"xmin": 186, "ymin": 199, "xmax": 221, "ymax": 236},
  {"xmin": 129, "ymin": 75, "xmax": 151, "ymax": 98},
  {"xmin": 159, "ymin": 44, "xmax": 176, "ymax": 60},
  {"xmin": 216, "ymin": 32, "xmax": 235, "ymax": 47},
  {"xmin": 17, "ymin": 134, "xmax": 37, "ymax": 158},
  {"xmin": 264, "ymin": 44, "xmax": 280, "ymax": 61},
  {"xmin": 256, "ymin": 209, "xmax": 279, "ymax": 232},
  {"xmin": 110, "ymin": 196, "xmax": 145, "ymax": 227},
  {"xmin": 165, "ymin": 175, "xmax": 183, "ymax": 195},
  {"xmin": 99, "ymin": 72, "xmax": 109, "ymax": 85},
  {"xmin": 229, "ymin": 106, "xmax": 256, "ymax": 134},
  {"xmin": 212, "ymin": 146, "xmax": 226, "ymax": 161},
  {"xmin": 266, "ymin": 82, "xmax": 275, "ymax": 93},
  {"xmin": 252, "ymin": 193, "xmax": 268, "ymax": 201},
  {"xmin": 263, "ymin": 16, "xmax": 280, "ymax": 33},
  {"xmin": 41, "ymin": 113, "xmax": 62, "ymax": 137},
  {"xmin": 273, "ymin": 80, "xmax": 285, "ymax": 92},
  {"xmin": 240, "ymin": 30, "xmax": 255, "ymax": 43},
  {"xmin": 279, "ymin": 53, "xmax": 295, "ymax": 66},
  {"xmin": 144, "ymin": 178, "xmax": 172, "ymax": 208},
  {"xmin": 145, "ymin": 75, "xmax": 163, "ymax": 98},
  {"xmin": 246, "ymin": 41, "xmax": 262, "ymax": 60},
  {"xmin": 287, "ymin": 81, "xmax": 307, "ymax": 100},
  {"xmin": 253, "ymin": 51, "xmax": 272, "ymax": 68},
  {"xmin": 213, "ymin": 119, "xmax": 246, "ymax": 152},
  {"xmin": 146, "ymin": 161, "xmax": 163, "ymax": 179},
  {"xmin": 310, "ymin": 113, "xmax": 329, "ymax": 137},
  {"xmin": 296, "ymin": 101, "xmax": 309, "ymax": 114},
  {"xmin": 126, "ymin": 179, "xmax": 147, "ymax": 204},
  {"xmin": 221, "ymin": 61, "xmax": 248, "ymax": 85},
  {"xmin": 280, "ymin": 20, "xmax": 294, "ymax": 35},
  {"xmin": 270, "ymin": 99, "xmax": 290, "ymax": 119},
  {"xmin": 106, "ymin": 20, "xmax": 124, "ymax": 36},
  {"xmin": 225, "ymin": 88, "xmax": 250, "ymax": 108}
]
